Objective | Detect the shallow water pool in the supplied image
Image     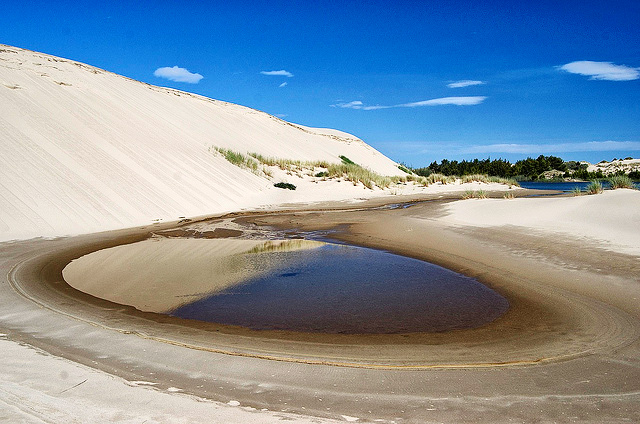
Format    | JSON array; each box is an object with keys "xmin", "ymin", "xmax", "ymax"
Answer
[{"xmin": 171, "ymin": 242, "xmax": 509, "ymax": 334}]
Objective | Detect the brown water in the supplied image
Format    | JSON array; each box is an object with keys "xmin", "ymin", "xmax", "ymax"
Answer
[{"xmin": 171, "ymin": 243, "xmax": 509, "ymax": 334}]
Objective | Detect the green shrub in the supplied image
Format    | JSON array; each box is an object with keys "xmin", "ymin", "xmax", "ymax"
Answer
[
  {"xmin": 274, "ymin": 182, "xmax": 296, "ymax": 190},
  {"xmin": 315, "ymin": 171, "xmax": 329, "ymax": 177},
  {"xmin": 608, "ymin": 174, "xmax": 635, "ymax": 189},
  {"xmin": 398, "ymin": 164, "xmax": 412, "ymax": 174},
  {"xmin": 587, "ymin": 180, "xmax": 603, "ymax": 194},
  {"xmin": 339, "ymin": 155, "xmax": 356, "ymax": 165}
]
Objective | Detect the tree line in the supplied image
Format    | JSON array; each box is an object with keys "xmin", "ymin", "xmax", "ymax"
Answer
[{"xmin": 411, "ymin": 155, "xmax": 639, "ymax": 181}]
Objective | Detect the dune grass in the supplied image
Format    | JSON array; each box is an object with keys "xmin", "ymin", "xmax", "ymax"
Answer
[
  {"xmin": 213, "ymin": 147, "xmax": 262, "ymax": 175},
  {"xmin": 608, "ymin": 174, "xmax": 635, "ymax": 189},
  {"xmin": 215, "ymin": 147, "xmax": 519, "ymax": 191},
  {"xmin": 587, "ymin": 180, "xmax": 603, "ymax": 194},
  {"xmin": 326, "ymin": 163, "xmax": 392, "ymax": 189},
  {"xmin": 462, "ymin": 190, "xmax": 488, "ymax": 199},
  {"xmin": 247, "ymin": 152, "xmax": 331, "ymax": 170},
  {"xmin": 571, "ymin": 186, "xmax": 583, "ymax": 196},
  {"xmin": 503, "ymin": 191, "xmax": 515, "ymax": 199}
]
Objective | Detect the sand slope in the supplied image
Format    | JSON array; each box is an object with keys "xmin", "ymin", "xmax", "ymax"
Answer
[
  {"xmin": 442, "ymin": 189, "xmax": 640, "ymax": 256},
  {"xmin": 0, "ymin": 44, "xmax": 403, "ymax": 241}
]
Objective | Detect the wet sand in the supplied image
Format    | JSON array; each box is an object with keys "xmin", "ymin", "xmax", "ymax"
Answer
[{"xmin": 1, "ymin": 191, "xmax": 639, "ymax": 422}]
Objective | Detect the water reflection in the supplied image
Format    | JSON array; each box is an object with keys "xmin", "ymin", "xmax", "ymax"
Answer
[
  {"xmin": 172, "ymin": 244, "xmax": 510, "ymax": 334},
  {"xmin": 64, "ymin": 236, "xmax": 509, "ymax": 334},
  {"xmin": 63, "ymin": 238, "xmax": 324, "ymax": 313}
]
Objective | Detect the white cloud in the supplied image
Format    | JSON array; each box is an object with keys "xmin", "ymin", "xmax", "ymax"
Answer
[
  {"xmin": 279, "ymin": 82, "xmax": 288, "ymax": 88},
  {"xmin": 332, "ymin": 101, "xmax": 364, "ymax": 109},
  {"xmin": 458, "ymin": 141, "xmax": 640, "ymax": 155},
  {"xmin": 447, "ymin": 80, "xmax": 485, "ymax": 88},
  {"xmin": 260, "ymin": 70, "xmax": 294, "ymax": 77},
  {"xmin": 153, "ymin": 66, "xmax": 203, "ymax": 84},
  {"xmin": 400, "ymin": 96, "xmax": 487, "ymax": 107},
  {"xmin": 332, "ymin": 96, "xmax": 486, "ymax": 110},
  {"xmin": 559, "ymin": 61, "xmax": 640, "ymax": 81}
]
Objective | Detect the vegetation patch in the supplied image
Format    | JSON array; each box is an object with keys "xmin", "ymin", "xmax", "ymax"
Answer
[
  {"xmin": 462, "ymin": 190, "xmax": 488, "ymax": 199},
  {"xmin": 213, "ymin": 147, "xmax": 266, "ymax": 176},
  {"xmin": 571, "ymin": 187, "xmax": 583, "ymax": 196},
  {"xmin": 339, "ymin": 155, "xmax": 356, "ymax": 165},
  {"xmin": 274, "ymin": 182, "xmax": 296, "ymax": 190},
  {"xmin": 608, "ymin": 175, "xmax": 635, "ymax": 189},
  {"xmin": 216, "ymin": 148, "xmax": 518, "ymax": 191},
  {"xmin": 397, "ymin": 164, "xmax": 412, "ymax": 174},
  {"xmin": 587, "ymin": 180, "xmax": 603, "ymax": 195}
]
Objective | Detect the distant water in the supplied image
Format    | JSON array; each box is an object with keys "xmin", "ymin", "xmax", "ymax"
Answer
[
  {"xmin": 518, "ymin": 180, "xmax": 639, "ymax": 192},
  {"xmin": 172, "ymin": 243, "xmax": 509, "ymax": 334}
]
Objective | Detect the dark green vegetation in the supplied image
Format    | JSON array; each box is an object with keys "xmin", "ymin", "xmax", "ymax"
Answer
[
  {"xmin": 414, "ymin": 155, "xmax": 625, "ymax": 181},
  {"xmin": 397, "ymin": 164, "xmax": 412, "ymax": 174},
  {"xmin": 339, "ymin": 155, "xmax": 356, "ymax": 165},
  {"xmin": 274, "ymin": 182, "xmax": 296, "ymax": 190}
]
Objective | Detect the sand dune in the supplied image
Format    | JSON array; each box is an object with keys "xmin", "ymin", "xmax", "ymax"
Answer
[
  {"xmin": 442, "ymin": 189, "xmax": 640, "ymax": 256},
  {"xmin": 0, "ymin": 44, "xmax": 404, "ymax": 241}
]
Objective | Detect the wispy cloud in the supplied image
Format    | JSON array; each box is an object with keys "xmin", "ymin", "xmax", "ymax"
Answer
[
  {"xmin": 447, "ymin": 80, "xmax": 485, "ymax": 88},
  {"xmin": 332, "ymin": 96, "xmax": 486, "ymax": 110},
  {"xmin": 260, "ymin": 70, "xmax": 294, "ymax": 77},
  {"xmin": 401, "ymin": 97, "xmax": 486, "ymax": 107},
  {"xmin": 559, "ymin": 61, "xmax": 640, "ymax": 81},
  {"xmin": 333, "ymin": 101, "xmax": 364, "ymax": 109},
  {"xmin": 458, "ymin": 141, "xmax": 640, "ymax": 155},
  {"xmin": 279, "ymin": 82, "xmax": 288, "ymax": 88},
  {"xmin": 153, "ymin": 66, "xmax": 203, "ymax": 84}
]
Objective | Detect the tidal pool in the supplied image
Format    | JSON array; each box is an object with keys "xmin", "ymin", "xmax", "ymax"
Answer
[{"xmin": 171, "ymin": 242, "xmax": 509, "ymax": 334}]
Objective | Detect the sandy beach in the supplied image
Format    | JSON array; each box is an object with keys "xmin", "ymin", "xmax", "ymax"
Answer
[{"xmin": 1, "ymin": 189, "xmax": 639, "ymax": 423}]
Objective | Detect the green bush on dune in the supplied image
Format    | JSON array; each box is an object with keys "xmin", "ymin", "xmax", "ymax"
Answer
[{"xmin": 274, "ymin": 182, "xmax": 296, "ymax": 190}]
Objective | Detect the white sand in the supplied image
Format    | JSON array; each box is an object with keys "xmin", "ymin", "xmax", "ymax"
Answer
[
  {"xmin": 0, "ymin": 44, "xmax": 408, "ymax": 242},
  {"xmin": 441, "ymin": 189, "xmax": 640, "ymax": 256},
  {"xmin": 0, "ymin": 337, "xmax": 345, "ymax": 424}
]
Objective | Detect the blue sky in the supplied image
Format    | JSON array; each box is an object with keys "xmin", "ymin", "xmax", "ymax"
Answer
[{"xmin": 3, "ymin": 1, "xmax": 639, "ymax": 166}]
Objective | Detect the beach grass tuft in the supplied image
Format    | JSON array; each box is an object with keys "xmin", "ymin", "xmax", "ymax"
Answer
[
  {"xmin": 608, "ymin": 174, "xmax": 635, "ymax": 189},
  {"xmin": 462, "ymin": 190, "xmax": 488, "ymax": 199},
  {"xmin": 571, "ymin": 186, "xmax": 583, "ymax": 196},
  {"xmin": 587, "ymin": 180, "xmax": 603, "ymax": 194},
  {"xmin": 213, "ymin": 147, "xmax": 262, "ymax": 175}
]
